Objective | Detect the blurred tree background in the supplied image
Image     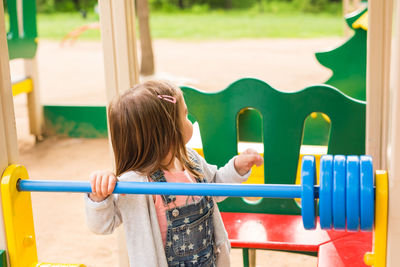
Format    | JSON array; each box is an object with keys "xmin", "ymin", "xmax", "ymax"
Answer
[{"xmin": 35, "ymin": 0, "xmax": 342, "ymax": 14}]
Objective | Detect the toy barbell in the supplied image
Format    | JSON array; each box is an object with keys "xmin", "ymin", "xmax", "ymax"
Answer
[{"xmin": 16, "ymin": 155, "xmax": 374, "ymax": 232}]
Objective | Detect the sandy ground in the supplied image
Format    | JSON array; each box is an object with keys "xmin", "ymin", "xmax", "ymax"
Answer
[{"xmin": 10, "ymin": 37, "xmax": 344, "ymax": 266}]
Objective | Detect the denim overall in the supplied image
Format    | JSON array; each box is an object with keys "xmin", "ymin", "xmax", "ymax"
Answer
[{"xmin": 150, "ymin": 160, "xmax": 216, "ymax": 267}]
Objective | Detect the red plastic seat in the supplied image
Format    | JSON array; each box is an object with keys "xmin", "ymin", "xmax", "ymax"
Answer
[{"xmin": 221, "ymin": 212, "xmax": 372, "ymax": 266}]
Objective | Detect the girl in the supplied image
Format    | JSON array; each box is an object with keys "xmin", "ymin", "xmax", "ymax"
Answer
[{"xmin": 85, "ymin": 80, "xmax": 263, "ymax": 267}]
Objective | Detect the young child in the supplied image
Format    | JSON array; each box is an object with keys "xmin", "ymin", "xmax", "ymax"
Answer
[{"xmin": 85, "ymin": 80, "xmax": 263, "ymax": 267}]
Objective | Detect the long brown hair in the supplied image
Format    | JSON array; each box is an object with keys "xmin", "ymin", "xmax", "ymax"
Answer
[{"xmin": 108, "ymin": 80, "xmax": 200, "ymax": 178}]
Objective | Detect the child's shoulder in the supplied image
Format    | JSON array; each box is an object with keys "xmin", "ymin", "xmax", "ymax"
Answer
[
  {"xmin": 186, "ymin": 147, "xmax": 201, "ymax": 159},
  {"xmin": 118, "ymin": 171, "xmax": 147, "ymax": 182}
]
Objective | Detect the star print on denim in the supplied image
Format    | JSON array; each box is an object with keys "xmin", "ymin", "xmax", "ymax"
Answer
[{"xmin": 163, "ymin": 175, "xmax": 216, "ymax": 266}]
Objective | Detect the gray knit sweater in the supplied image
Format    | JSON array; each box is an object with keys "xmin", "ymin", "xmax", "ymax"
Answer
[{"xmin": 85, "ymin": 148, "xmax": 250, "ymax": 266}]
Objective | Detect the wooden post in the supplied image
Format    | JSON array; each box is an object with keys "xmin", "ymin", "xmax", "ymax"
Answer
[
  {"xmin": 366, "ymin": 0, "xmax": 393, "ymax": 170},
  {"xmin": 25, "ymin": 58, "xmax": 43, "ymax": 137},
  {"xmin": 98, "ymin": 0, "xmax": 139, "ymax": 101},
  {"xmin": 386, "ymin": 0, "xmax": 400, "ymax": 265},
  {"xmin": 17, "ymin": 0, "xmax": 43, "ymax": 137},
  {"xmin": 0, "ymin": 0, "xmax": 19, "ymax": 265},
  {"xmin": 98, "ymin": 1, "xmax": 140, "ymax": 266}
]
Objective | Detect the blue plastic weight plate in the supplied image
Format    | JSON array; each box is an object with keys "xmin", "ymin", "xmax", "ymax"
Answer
[
  {"xmin": 301, "ymin": 155, "xmax": 316, "ymax": 230},
  {"xmin": 346, "ymin": 156, "xmax": 360, "ymax": 231},
  {"xmin": 319, "ymin": 155, "xmax": 333, "ymax": 229},
  {"xmin": 333, "ymin": 155, "xmax": 346, "ymax": 230},
  {"xmin": 360, "ymin": 155, "xmax": 374, "ymax": 231}
]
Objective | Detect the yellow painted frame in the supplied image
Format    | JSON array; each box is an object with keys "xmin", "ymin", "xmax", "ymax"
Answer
[
  {"xmin": 1, "ymin": 164, "xmax": 86, "ymax": 267},
  {"xmin": 1, "ymin": 164, "xmax": 38, "ymax": 267},
  {"xmin": 11, "ymin": 78, "xmax": 33, "ymax": 96},
  {"xmin": 365, "ymin": 170, "xmax": 389, "ymax": 267}
]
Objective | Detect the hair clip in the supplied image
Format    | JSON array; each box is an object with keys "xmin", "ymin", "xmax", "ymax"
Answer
[{"xmin": 157, "ymin": 95, "xmax": 176, "ymax": 104}]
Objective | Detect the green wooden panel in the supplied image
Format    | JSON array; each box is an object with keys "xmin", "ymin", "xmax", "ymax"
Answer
[
  {"xmin": 182, "ymin": 78, "xmax": 366, "ymax": 215},
  {"xmin": 6, "ymin": 0, "xmax": 19, "ymax": 38},
  {"xmin": 44, "ymin": 105, "xmax": 108, "ymax": 138},
  {"xmin": 0, "ymin": 250, "xmax": 6, "ymax": 267},
  {"xmin": 6, "ymin": 0, "xmax": 38, "ymax": 59},
  {"xmin": 316, "ymin": 8, "xmax": 367, "ymax": 101}
]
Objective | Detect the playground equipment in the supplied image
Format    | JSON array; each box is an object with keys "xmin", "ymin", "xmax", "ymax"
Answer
[
  {"xmin": 181, "ymin": 78, "xmax": 368, "ymax": 266},
  {"xmin": 0, "ymin": 0, "xmax": 399, "ymax": 267},
  {"xmin": 0, "ymin": 153, "xmax": 387, "ymax": 266},
  {"xmin": 6, "ymin": 0, "xmax": 43, "ymax": 137}
]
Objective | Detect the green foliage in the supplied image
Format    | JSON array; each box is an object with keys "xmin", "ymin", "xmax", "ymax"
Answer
[
  {"xmin": 150, "ymin": 0, "xmax": 181, "ymax": 12},
  {"xmin": 36, "ymin": 0, "xmax": 56, "ymax": 13},
  {"xmin": 190, "ymin": 4, "xmax": 210, "ymax": 13},
  {"xmin": 150, "ymin": 0, "xmax": 258, "ymax": 10},
  {"xmin": 292, "ymin": 0, "xmax": 338, "ymax": 13},
  {"xmin": 36, "ymin": 0, "xmax": 98, "ymax": 13},
  {"xmin": 36, "ymin": 0, "xmax": 341, "ymax": 13},
  {"xmin": 149, "ymin": 0, "xmax": 340, "ymax": 11}
]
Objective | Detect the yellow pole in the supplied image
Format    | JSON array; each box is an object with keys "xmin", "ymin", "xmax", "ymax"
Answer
[{"xmin": 364, "ymin": 171, "xmax": 388, "ymax": 267}]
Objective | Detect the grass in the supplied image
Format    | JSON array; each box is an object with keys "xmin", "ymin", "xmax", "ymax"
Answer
[
  {"xmin": 151, "ymin": 12, "xmax": 343, "ymax": 39},
  {"xmin": 28, "ymin": 6, "xmax": 344, "ymax": 40}
]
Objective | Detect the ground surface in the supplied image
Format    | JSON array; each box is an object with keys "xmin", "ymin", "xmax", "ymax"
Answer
[{"xmin": 11, "ymin": 37, "xmax": 343, "ymax": 266}]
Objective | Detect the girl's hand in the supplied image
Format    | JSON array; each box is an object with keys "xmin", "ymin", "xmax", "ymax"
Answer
[
  {"xmin": 234, "ymin": 148, "xmax": 264, "ymax": 176},
  {"xmin": 89, "ymin": 170, "xmax": 117, "ymax": 202}
]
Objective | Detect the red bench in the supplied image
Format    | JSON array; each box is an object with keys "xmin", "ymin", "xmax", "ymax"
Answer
[{"xmin": 221, "ymin": 212, "xmax": 372, "ymax": 266}]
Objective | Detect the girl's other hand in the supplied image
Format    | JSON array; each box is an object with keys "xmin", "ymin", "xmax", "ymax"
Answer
[
  {"xmin": 89, "ymin": 170, "xmax": 117, "ymax": 202},
  {"xmin": 234, "ymin": 148, "xmax": 264, "ymax": 176}
]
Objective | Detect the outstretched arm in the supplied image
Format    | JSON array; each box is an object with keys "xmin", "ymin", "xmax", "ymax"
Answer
[{"xmin": 189, "ymin": 148, "xmax": 263, "ymax": 184}]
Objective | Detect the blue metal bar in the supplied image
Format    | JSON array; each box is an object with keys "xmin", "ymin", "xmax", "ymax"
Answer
[{"xmin": 17, "ymin": 180, "xmax": 321, "ymax": 198}]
